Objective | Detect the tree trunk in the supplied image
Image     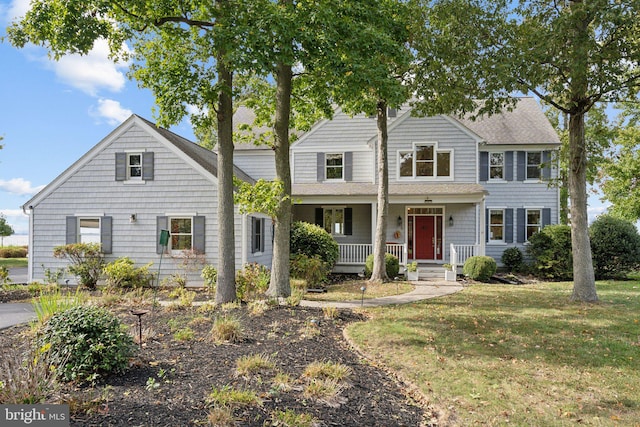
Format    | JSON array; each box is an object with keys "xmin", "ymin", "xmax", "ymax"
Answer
[
  {"xmin": 268, "ymin": 62, "xmax": 293, "ymax": 298},
  {"xmin": 568, "ymin": 111, "xmax": 597, "ymax": 302},
  {"xmin": 370, "ymin": 100, "xmax": 389, "ymax": 283},
  {"xmin": 215, "ymin": 61, "xmax": 237, "ymax": 304}
]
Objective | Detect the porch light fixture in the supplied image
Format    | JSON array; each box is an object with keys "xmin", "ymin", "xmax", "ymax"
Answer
[
  {"xmin": 130, "ymin": 213, "xmax": 137, "ymax": 223},
  {"xmin": 397, "ymin": 216, "xmax": 402, "ymax": 226},
  {"xmin": 449, "ymin": 215, "xmax": 454, "ymax": 227}
]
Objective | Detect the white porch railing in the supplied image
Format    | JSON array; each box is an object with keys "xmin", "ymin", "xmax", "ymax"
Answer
[
  {"xmin": 450, "ymin": 243, "xmax": 478, "ymax": 274},
  {"xmin": 338, "ymin": 243, "xmax": 407, "ymax": 266}
]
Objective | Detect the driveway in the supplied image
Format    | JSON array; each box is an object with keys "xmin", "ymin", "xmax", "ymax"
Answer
[{"xmin": 0, "ymin": 302, "xmax": 35, "ymax": 330}]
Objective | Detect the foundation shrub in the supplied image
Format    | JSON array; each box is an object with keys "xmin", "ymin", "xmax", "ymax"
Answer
[
  {"xmin": 463, "ymin": 256, "xmax": 497, "ymax": 282},
  {"xmin": 364, "ymin": 253, "xmax": 400, "ymax": 278}
]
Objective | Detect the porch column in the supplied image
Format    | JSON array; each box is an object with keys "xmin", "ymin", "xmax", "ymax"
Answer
[
  {"xmin": 478, "ymin": 197, "xmax": 486, "ymax": 256},
  {"xmin": 371, "ymin": 201, "xmax": 377, "ymax": 250}
]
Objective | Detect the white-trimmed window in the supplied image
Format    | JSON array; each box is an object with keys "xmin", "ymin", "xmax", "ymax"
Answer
[
  {"xmin": 170, "ymin": 217, "xmax": 193, "ymax": 251},
  {"xmin": 127, "ymin": 153, "xmax": 142, "ymax": 179},
  {"xmin": 79, "ymin": 217, "xmax": 101, "ymax": 243},
  {"xmin": 489, "ymin": 209, "xmax": 505, "ymax": 242},
  {"xmin": 526, "ymin": 209, "xmax": 542, "ymax": 240},
  {"xmin": 251, "ymin": 217, "xmax": 265, "ymax": 253},
  {"xmin": 399, "ymin": 144, "xmax": 451, "ymax": 178},
  {"xmin": 325, "ymin": 153, "xmax": 343, "ymax": 180},
  {"xmin": 323, "ymin": 207, "xmax": 345, "ymax": 236},
  {"xmin": 489, "ymin": 152, "xmax": 504, "ymax": 180},
  {"xmin": 526, "ymin": 152, "xmax": 542, "ymax": 180}
]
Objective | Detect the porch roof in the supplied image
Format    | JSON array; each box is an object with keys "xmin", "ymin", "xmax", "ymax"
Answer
[{"xmin": 292, "ymin": 182, "xmax": 488, "ymax": 197}]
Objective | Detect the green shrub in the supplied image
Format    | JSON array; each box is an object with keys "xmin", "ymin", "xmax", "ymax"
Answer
[
  {"xmin": 37, "ymin": 305, "xmax": 136, "ymax": 383},
  {"xmin": 289, "ymin": 253, "xmax": 330, "ymax": 287},
  {"xmin": 463, "ymin": 256, "xmax": 497, "ymax": 282},
  {"xmin": 103, "ymin": 258, "xmax": 154, "ymax": 289},
  {"xmin": 290, "ymin": 222, "xmax": 339, "ymax": 269},
  {"xmin": 590, "ymin": 215, "xmax": 640, "ymax": 280},
  {"xmin": 235, "ymin": 263, "xmax": 270, "ymax": 301},
  {"xmin": 53, "ymin": 243, "xmax": 105, "ymax": 289},
  {"xmin": 501, "ymin": 247, "xmax": 524, "ymax": 272},
  {"xmin": 0, "ymin": 266, "xmax": 9, "ymax": 284},
  {"xmin": 364, "ymin": 253, "xmax": 400, "ymax": 278},
  {"xmin": 526, "ymin": 224, "xmax": 573, "ymax": 280},
  {"xmin": 201, "ymin": 264, "xmax": 217, "ymax": 293},
  {"xmin": 0, "ymin": 246, "xmax": 28, "ymax": 258}
]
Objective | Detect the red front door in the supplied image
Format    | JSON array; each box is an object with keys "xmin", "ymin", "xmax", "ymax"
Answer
[{"xmin": 414, "ymin": 216, "xmax": 443, "ymax": 260}]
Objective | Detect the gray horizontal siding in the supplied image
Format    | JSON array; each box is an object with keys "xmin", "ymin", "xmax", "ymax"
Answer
[
  {"xmin": 388, "ymin": 115, "xmax": 478, "ymax": 184},
  {"xmin": 234, "ymin": 152, "xmax": 276, "ymax": 180},
  {"xmin": 30, "ymin": 125, "xmax": 246, "ymax": 286}
]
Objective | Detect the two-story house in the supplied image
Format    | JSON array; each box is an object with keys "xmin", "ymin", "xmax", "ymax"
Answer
[
  {"xmin": 235, "ymin": 97, "xmax": 561, "ymax": 276},
  {"xmin": 23, "ymin": 97, "xmax": 559, "ymax": 284}
]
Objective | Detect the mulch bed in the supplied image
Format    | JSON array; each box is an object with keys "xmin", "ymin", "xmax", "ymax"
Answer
[{"xmin": 0, "ymin": 298, "xmax": 435, "ymax": 426}]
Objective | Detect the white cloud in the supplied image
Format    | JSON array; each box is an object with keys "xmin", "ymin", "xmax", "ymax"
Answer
[
  {"xmin": 48, "ymin": 39, "xmax": 130, "ymax": 96},
  {"xmin": 0, "ymin": 209, "xmax": 29, "ymax": 235},
  {"xmin": 0, "ymin": 178, "xmax": 45, "ymax": 196},
  {"xmin": 1, "ymin": 0, "xmax": 30, "ymax": 23},
  {"xmin": 89, "ymin": 99, "xmax": 132, "ymax": 126}
]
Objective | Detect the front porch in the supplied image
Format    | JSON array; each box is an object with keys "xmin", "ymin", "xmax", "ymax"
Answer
[{"xmin": 334, "ymin": 242, "xmax": 479, "ymax": 276}]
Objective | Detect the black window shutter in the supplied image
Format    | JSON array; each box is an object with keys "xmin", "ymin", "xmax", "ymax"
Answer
[
  {"xmin": 193, "ymin": 216, "xmax": 206, "ymax": 253},
  {"xmin": 485, "ymin": 209, "xmax": 489, "ymax": 242},
  {"xmin": 479, "ymin": 152, "xmax": 488, "ymax": 181},
  {"xmin": 315, "ymin": 208, "xmax": 323, "ymax": 226},
  {"xmin": 115, "ymin": 153, "xmax": 126, "ymax": 181},
  {"xmin": 260, "ymin": 218, "xmax": 265, "ymax": 252},
  {"xmin": 157, "ymin": 216, "xmax": 168, "ymax": 254},
  {"xmin": 344, "ymin": 152, "xmax": 353, "ymax": 181},
  {"xmin": 516, "ymin": 208, "xmax": 526, "ymax": 243},
  {"xmin": 142, "ymin": 152, "xmax": 154, "ymax": 181},
  {"xmin": 542, "ymin": 208, "xmax": 551, "ymax": 227},
  {"xmin": 344, "ymin": 208, "xmax": 352, "ymax": 235},
  {"xmin": 505, "ymin": 209, "xmax": 514, "ymax": 243},
  {"xmin": 66, "ymin": 216, "xmax": 78, "ymax": 244},
  {"xmin": 251, "ymin": 217, "xmax": 257, "ymax": 254},
  {"xmin": 542, "ymin": 151, "xmax": 551, "ymax": 180},
  {"xmin": 517, "ymin": 151, "xmax": 526, "ymax": 181},
  {"xmin": 505, "ymin": 151, "xmax": 514, "ymax": 181},
  {"xmin": 101, "ymin": 216, "xmax": 113, "ymax": 254},
  {"xmin": 316, "ymin": 153, "xmax": 325, "ymax": 182}
]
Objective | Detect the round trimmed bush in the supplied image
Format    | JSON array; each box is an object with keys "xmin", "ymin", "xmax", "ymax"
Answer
[
  {"xmin": 501, "ymin": 247, "xmax": 523, "ymax": 272},
  {"xmin": 37, "ymin": 305, "xmax": 136, "ymax": 383},
  {"xmin": 290, "ymin": 222, "xmax": 339, "ymax": 268},
  {"xmin": 364, "ymin": 253, "xmax": 400, "ymax": 278},
  {"xmin": 526, "ymin": 224, "xmax": 572, "ymax": 280},
  {"xmin": 590, "ymin": 215, "xmax": 640, "ymax": 280},
  {"xmin": 463, "ymin": 256, "xmax": 497, "ymax": 282}
]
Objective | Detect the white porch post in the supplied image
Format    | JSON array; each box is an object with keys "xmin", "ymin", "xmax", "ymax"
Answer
[
  {"xmin": 371, "ymin": 201, "xmax": 377, "ymax": 251},
  {"xmin": 478, "ymin": 197, "xmax": 486, "ymax": 256}
]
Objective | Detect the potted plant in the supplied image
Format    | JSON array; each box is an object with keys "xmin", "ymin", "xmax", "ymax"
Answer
[
  {"xmin": 406, "ymin": 262, "xmax": 419, "ymax": 281},
  {"xmin": 443, "ymin": 263, "xmax": 456, "ymax": 282}
]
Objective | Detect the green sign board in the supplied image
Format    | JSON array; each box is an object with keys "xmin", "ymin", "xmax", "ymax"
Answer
[{"xmin": 159, "ymin": 229, "xmax": 170, "ymax": 246}]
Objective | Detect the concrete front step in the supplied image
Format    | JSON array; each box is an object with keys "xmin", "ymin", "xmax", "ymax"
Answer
[{"xmin": 417, "ymin": 267, "xmax": 446, "ymax": 280}]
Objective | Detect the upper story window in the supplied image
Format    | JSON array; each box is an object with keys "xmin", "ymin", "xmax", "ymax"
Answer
[
  {"xmin": 526, "ymin": 152, "xmax": 542, "ymax": 180},
  {"xmin": 116, "ymin": 152, "xmax": 154, "ymax": 182},
  {"xmin": 526, "ymin": 209, "xmax": 542, "ymax": 240},
  {"xmin": 399, "ymin": 143, "xmax": 451, "ymax": 179},
  {"xmin": 490, "ymin": 153, "xmax": 504, "ymax": 180},
  {"xmin": 127, "ymin": 154, "xmax": 142, "ymax": 179},
  {"xmin": 170, "ymin": 217, "xmax": 192, "ymax": 251},
  {"xmin": 489, "ymin": 209, "xmax": 504, "ymax": 242},
  {"xmin": 326, "ymin": 153, "xmax": 343, "ymax": 180}
]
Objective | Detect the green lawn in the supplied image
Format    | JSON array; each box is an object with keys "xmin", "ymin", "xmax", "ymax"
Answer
[
  {"xmin": 347, "ymin": 280, "xmax": 640, "ymax": 426},
  {"xmin": 0, "ymin": 258, "xmax": 28, "ymax": 268}
]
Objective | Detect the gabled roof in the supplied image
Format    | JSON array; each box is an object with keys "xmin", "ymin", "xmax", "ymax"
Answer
[
  {"xmin": 453, "ymin": 97, "xmax": 561, "ymax": 145},
  {"xmin": 23, "ymin": 115, "xmax": 255, "ymax": 209}
]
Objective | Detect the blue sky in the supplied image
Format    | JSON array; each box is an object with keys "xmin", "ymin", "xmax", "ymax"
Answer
[{"xmin": 0, "ymin": 0, "xmax": 610, "ymax": 238}]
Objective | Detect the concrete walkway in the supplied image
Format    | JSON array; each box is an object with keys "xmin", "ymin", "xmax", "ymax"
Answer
[
  {"xmin": 0, "ymin": 303, "xmax": 36, "ymax": 330},
  {"xmin": 300, "ymin": 280, "xmax": 463, "ymax": 308}
]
